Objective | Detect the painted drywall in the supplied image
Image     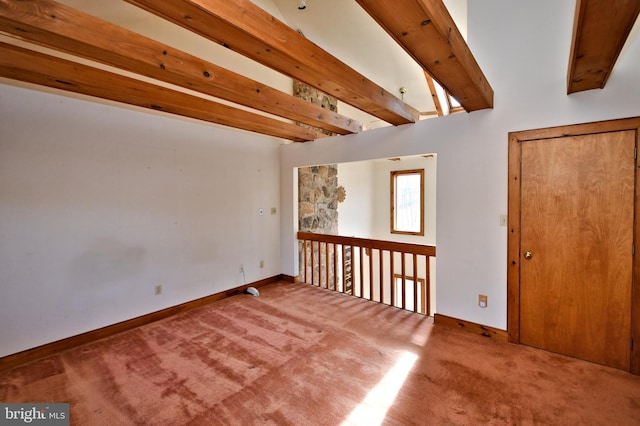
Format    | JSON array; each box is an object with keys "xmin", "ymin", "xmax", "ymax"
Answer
[
  {"xmin": 443, "ymin": 0, "xmax": 467, "ymax": 40},
  {"xmin": 332, "ymin": 157, "xmax": 437, "ymax": 314},
  {"xmin": 0, "ymin": 84, "xmax": 283, "ymax": 357},
  {"xmin": 336, "ymin": 161, "xmax": 375, "ymax": 237},
  {"xmin": 281, "ymin": 0, "xmax": 640, "ymax": 329},
  {"xmin": 370, "ymin": 157, "xmax": 437, "ymax": 246},
  {"xmin": 337, "ymin": 156, "xmax": 437, "ymax": 244}
]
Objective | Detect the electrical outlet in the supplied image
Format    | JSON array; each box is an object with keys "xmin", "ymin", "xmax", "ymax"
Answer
[
  {"xmin": 479, "ymin": 294, "xmax": 488, "ymax": 308},
  {"xmin": 500, "ymin": 215, "xmax": 508, "ymax": 226},
  {"xmin": 239, "ymin": 264, "xmax": 244, "ymax": 273},
  {"xmin": 155, "ymin": 285, "xmax": 162, "ymax": 296},
  {"xmin": 260, "ymin": 260, "xmax": 264, "ymax": 268}
]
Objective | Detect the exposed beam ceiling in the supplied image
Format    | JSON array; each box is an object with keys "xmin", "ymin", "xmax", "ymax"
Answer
[
  {"xmin": 123, "ymin": 0, "xmax": 420, "ymax": 126},
  {"xmin": 355, "ymin": 0, "xmax": 493, "ymax": 111},
  {"xmin": 0, "ymin": 42, "xmax": 319, "ymax": 142},
  {"xmin": 0, "ymin": 0, "xmax": 496, "ymax": 142},
  {"xmin": 0, "ymin": 0, "xmax": 361, "ymax": 136},
  {"xmin": 567, "ymin": 0, "xmax": 640, "ymax": 94}
]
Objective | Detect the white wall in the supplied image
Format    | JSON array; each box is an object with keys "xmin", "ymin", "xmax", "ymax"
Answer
[
  {"xmin": 0, "ymin": 84, "xmax": 283, "ymax": 357},
  {"xmin": 371, "ymin": 157, "xmax": 437, "ymax": 246},
  {"xmin": 336, "ymin": 161, "xmax": 375, "ymax": 237},
  {"xmin": 2, "ymin": 0, "xmax": 639, "ymax": 357},
  {"xmin": 281, "ymin": 0, "xmax": 640, "ymax": 329},
  {"xmin": 337, "ymin": 156, "xmax": 437, "ymax": 244}
]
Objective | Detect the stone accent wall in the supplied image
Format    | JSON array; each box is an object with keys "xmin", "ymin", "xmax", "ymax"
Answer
[
  {"xmin": 298, "ymin": 165, "xmax": 339, "ymax": 234},
  {"xmin": 293, "ymin": 81, "xmax": 338, "ymax": 136},
  {"xmin": 298, "ymin": 165, "xmax": 345, "ymax": 286},
  {"xmin": 295, "ymin": 79, "xmax": 343, "ymax": 284}
]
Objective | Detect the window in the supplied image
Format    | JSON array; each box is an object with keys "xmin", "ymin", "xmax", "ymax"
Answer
[
  {"xmin": 425, "ymin": 73, "xmax": 465, "ymax": 116},
  {"xmin": 390, "ymin": 169, "xmax": 424, "ymax": 235},
  {"xmin": 447, "ymin": 94, "xmax": 464, "ymax": 114}
]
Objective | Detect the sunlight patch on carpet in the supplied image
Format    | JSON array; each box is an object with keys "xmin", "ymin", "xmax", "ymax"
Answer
[{"xmin": 341, "ymin": 351, "xmax": 418, "ymax": 426}]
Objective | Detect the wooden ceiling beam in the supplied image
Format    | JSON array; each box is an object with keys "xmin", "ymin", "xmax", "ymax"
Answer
[
  {"xmin": 424, "ymin": 72, "xmax": 444, "ymax": 117},
  {"xmin": 0, "ymin": 0, "xmax": 360, "ymax": 135},
  {"xmin": 0, "ymin": 42, "xmax": 319, "ymax": 142},
  {"xmin": 124, "ymin": 0, "xmax": 420, "ymax": 126},
  {"xmin": 567, "ymin": 0, "xmax": 640, "ymax": 94},
  {"xmin": 355, "ymin": 0, "xmax": 493, "ymax": 112}
]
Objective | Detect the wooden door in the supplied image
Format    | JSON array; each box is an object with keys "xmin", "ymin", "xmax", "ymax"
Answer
[
  {"xmin": 508, "ymin": 119, "xmax": 640, "ymax": 373},
  {"xmin": 519, "ymin": 131, "xmax": 634, "ymax": 369}
]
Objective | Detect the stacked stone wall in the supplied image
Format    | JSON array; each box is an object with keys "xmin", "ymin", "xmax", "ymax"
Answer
[{"xmin": 298, "ymin": 165, "xmax": 346, "ymax": 286}]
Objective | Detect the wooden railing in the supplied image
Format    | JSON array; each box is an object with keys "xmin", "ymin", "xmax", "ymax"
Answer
[{"xmin": 297, "ymin": 232, "xmax": 436, "ymax": 316}]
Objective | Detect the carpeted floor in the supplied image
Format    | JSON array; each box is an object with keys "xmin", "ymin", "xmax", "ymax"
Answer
[{"xmin": 1, "ymin": 281, "xmax": 639, "ymax": 425}]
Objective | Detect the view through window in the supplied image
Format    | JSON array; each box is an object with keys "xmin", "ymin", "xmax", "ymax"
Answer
[{"xmin": 390, "ymin": 169, "xmax": 424, "ymax": 235}]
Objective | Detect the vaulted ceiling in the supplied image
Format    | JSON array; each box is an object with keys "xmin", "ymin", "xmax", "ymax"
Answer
[{"xmin": 0, "ymin": 0, "xmax": 637, "ymax": 142}]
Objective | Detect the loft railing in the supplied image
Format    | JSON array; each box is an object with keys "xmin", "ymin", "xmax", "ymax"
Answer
[{"xmin": 297, "ymin": 231, "xmax": 436, "ymax": 316}]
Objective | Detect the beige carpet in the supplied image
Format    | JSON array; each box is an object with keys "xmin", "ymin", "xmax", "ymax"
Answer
[{"xmin": 1, "ymin": 281, "xmax": 639, "ymax": 425}]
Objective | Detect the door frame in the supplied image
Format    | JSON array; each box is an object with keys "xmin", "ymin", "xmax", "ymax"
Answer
[{"xmin": 507, "ymin": 117, "xmax": 640, "ymax": 374}]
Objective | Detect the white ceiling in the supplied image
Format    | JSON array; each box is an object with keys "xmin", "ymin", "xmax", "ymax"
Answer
[
  {"xmin": 266, "ymin": 0, "xmax": 468, "ymax": 128},
  {"xmin": 269, "ymin": 0, "xmax": 434, "ymax": 110}
]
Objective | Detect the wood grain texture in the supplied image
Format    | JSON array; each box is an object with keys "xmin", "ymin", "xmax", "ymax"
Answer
[
  {"xmin": 507, "ymin": 133, "xmax": 522, "ymax": 343},
  {"xmin": 425, "ymin": 72, "xmax": 444, "ymax": 116},
  {"xmin": 124, "ymin": 0, "xmax": 419, "ymax": 125},
  {"xmin": 633, "ymin": 127, "xmax": 640, "ymax": 376},
  {"xmin": 356, "ymin": 0, "xmax": 493, "ymax": 111},
  {"xmin": 434, "ymin": 314, "xmax": 508, "ymax": 341},
  {"xmin": 509, "ymin": 117, "xmax": 640, "ymax": 373},
  {"xmin": 297, "ymin": 232, "xmax": 436, "ymax": 257},
  {"xmin": 508, "ymin": 118, "xmax": 640, "ymax": 369},
  {"xmin": 0, "ymin": 43, "xmax": 319, "ymax": 142},
  {"xmin": 0, "ymin": 0, "xmax": 361, "ymax": 135},
  {"xmin": 567, "ymin": 0, "xmax": 640, "ymax": 93},
  {"xmin": 520, "ymin": 131, "xmax": 634, "ymax": 369},
  {"xmin": 511, "ymin": 118, "xmax": 640, "ymax": 143}
]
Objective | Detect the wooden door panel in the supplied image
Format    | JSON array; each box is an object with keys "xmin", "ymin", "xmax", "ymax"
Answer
[{"xmin": 520, "ymin": 130, "xmax": 634, "ymax": 369}]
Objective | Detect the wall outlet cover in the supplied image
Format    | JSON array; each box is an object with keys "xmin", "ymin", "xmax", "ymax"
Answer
[{"xmin": 479, "ymin": 294, "xmax": 488, "ymax": 308}]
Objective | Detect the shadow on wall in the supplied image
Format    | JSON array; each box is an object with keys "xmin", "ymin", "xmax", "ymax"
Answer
[{"xmin": 70, "ymin": 238, "xmax": 145, "ymax": 287}]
